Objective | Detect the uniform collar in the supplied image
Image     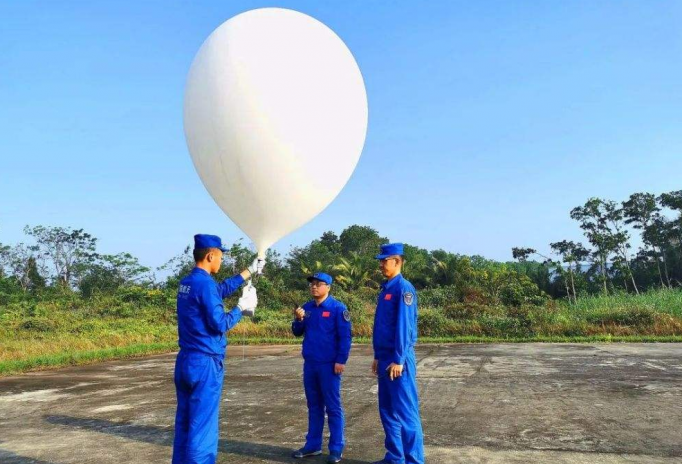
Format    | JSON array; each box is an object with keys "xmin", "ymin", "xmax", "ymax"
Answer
[
  {"xmin": 381, "ymin": 273, "xmax": 402, "ymax": 291},
  {"xmin": 192, "ymin": 267, "xmax": 211, "ymax": 277},
  {"xmin": 313, "ymin": 294, "xmax": 334, "ymax": 308}
]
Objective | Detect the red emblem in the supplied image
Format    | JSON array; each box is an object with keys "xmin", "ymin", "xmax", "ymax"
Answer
[
  {"xmin": 384, "ymin": 294, "xmax": 392, "ymax": 301},
  {"xmin": 322, "ymin": 311, "xmax": 331, "ymax": 318}
]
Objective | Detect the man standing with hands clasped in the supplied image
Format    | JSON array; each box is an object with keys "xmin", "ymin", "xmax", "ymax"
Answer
[
  {"xmin": 291, "ymin": 272, "xmax": 352, "ymax": 464},
  {"xmin": 172, "ymin": 234, "xmax": 265, "ymax": 464},
  {"xmin": 371, "ymin": 243, "xmax": 424, "ymax": 464}
]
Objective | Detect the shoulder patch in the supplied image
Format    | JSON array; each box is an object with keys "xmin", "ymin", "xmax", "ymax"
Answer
[
  {"xmin": 343, "ymin": 309, "xmax": 351, "ymax": 322},
  {"xmin": 403, "ymin": 292, "xmax": 414, "ymax": 305}
]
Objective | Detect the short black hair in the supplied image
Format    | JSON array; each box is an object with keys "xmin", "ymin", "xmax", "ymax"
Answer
[{"xmin": 193, "ymin": 247, "xmax": 218, "ymax": 263}]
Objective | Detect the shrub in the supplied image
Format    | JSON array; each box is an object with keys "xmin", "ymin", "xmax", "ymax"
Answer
[
  {"xmin": 479, "ymin": 312, "xmax": 534, "ymax": 337},
  {"xmin": 442, "ymin": 302, "xmax": 504, "ymax": 320},
  {"xmin": 20, "ymin": 317, "xmax": 57, "ymax": 332},
  {"xmin": 114, "ymin": 287, "xmax": 172, "ymax": 307},
  {"xmin": 252, "ymin": 308, "xmax": 291, "ymax": 324},
  {"xmin": 418, "ymin": 286, "xmax": 462, "ymax": 308},
  {"xmin": 499, "ymin": 278, "xmax": 549, "ymax": 307},
  {"xmin": 584, "ymin": 307, "xmax": 655, "ymax": 327},
  {"xmin": 418, "ymin": 308, "xmax": 452, "ymax": 337}
]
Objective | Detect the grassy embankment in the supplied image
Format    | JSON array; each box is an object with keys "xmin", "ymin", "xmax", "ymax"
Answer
[{"xmin": 1, "ymin": 287, "xmax": 681, "ymax": 376}]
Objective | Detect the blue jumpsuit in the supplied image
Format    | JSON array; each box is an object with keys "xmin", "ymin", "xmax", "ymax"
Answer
[
  {"xmin": 373, "ymin": 274, "xmax": 424, "ymax": 464},
  {"xmin": 292, "ymin": 295, "xmax": 352, "ymax": 455},
  {"xmin": 172, "ymin": 268, "xmax": 245, "ymax": 464}
]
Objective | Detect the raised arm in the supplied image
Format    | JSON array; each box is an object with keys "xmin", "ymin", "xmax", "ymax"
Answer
[
  {"xmin": 200, "ymin": 284, "xmax": 242, "ymax": 333},
  {"xmin": 216, "ymin": 274, "xmax": 245, "ymax": 299}
]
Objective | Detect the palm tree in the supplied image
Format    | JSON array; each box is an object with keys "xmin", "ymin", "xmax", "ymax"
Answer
[
  {"xmin": 333, "ymin": 253, "xmax": 373, "ymax": 290},
  {"xmin": 300, "ymin": 260, "xmax": 325, "ymax": 276}
]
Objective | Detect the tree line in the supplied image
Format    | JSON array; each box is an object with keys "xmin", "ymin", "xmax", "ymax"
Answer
[
  {"xmin": 513, "ymin": 190, "xmax": 682, "ymax": 302},
  {"xmin": 0, "ymin": 222, "xmax": 548, "ymax": 307},
  {"xmin": 1, "ymin": 189, "xmax": 679, "ymax": 307}
]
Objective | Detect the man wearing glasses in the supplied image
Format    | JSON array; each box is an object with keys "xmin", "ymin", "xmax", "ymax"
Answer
[
  {"xmin": 371, "ymin": 243, "xmax": 424, "ymax": 464},
  {"xmin": 291, "ymin": 272, "xmax": 352, "ymax": 464}
]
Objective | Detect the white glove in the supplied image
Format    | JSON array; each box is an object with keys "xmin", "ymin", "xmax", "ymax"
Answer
[
  {"xmin": 237, "ymin": 283, "xmax": 258, "ymax": 317},
  {"xmin": 247, "ymin": 258, "xmax": 266, "ymax": 276}
]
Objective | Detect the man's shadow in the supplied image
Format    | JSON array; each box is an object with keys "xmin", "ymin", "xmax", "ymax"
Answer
[
  {"xmin": 45, "ymin": 415, "xmax": 372, "ymax": 464},
  {"xmin": 0, "ymin": 444, "xmax": 57, "ymax": 464}
]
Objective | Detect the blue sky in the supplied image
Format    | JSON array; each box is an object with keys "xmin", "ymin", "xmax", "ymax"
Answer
[{"xmin": 1, "ymin": 1, "xmax": 681, "ymax": 271}]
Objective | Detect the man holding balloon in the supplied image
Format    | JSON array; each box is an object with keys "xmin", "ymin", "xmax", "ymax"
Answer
[
  {"xmin": 172, "ymin": 234, "xmax": 264, "ymax": 464},
  {"xmin": 182, "ymin": 7, "xmax": 370, "ymax": 464}
]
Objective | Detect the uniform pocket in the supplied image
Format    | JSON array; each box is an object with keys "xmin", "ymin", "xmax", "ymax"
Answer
[
  {"xmin": 184, "ymin": 355, "xmax": 210, "ymax": 386},
  {"xmin": 187, "ymin": 353, "xmax": 209, "ymax": 367},
  {"xmin": 320, "ymin": 315, "xmax": 336, "ymax": 333}
]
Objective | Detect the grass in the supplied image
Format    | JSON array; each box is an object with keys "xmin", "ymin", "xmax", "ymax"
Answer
[
  {"xmin": 569, "ymin": 288, "xmax": 682, "ymax": 316},
  {"xmin": 3, "ymin": 334, "xmax": 682, "ymax": 377},
  {"xmin": 1, "ymin": 287, "xmax": 681, "ymax": 376},
  {"xmin": 0, "ymin": 342, "xmax": 178, "ymax": 376}
]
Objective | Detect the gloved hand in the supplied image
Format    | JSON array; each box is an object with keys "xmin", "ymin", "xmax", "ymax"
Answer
[
  {"xmin": 247, "ymin": 258, "xmax": 266, "ymax": 276},
  {"xmin": 237, "ymin": 283, "xmax": 258, "ymax": 317}
]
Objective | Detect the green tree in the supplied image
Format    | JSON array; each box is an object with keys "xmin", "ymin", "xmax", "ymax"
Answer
[
  {"xmin": 512, "ymin": 247, "xmax": 536, "ymax": 263},
  {"xmin": 215, "ymin": 240, "xmax": 256, "ymax": 281},
  {"xmin": 432, "ymin": 250, "xmax": 474, "ymax": 289},
  {"xmin": 550, "ymin": 240, "xmax": 589, "ymax": 303},
  {"xmin": 513, "ymin": 247, "xmax": 568, "ymax": 301},
  {"xmin": 287, "ymin": 239, "xmax": 338, "ymax": 288},
  {"xmin": 79, "ymin": 252, "xmax": 151, "ymax": 297},
  {"xmin": 402, "ymin": 244, "xmax": 433, "ymax": 289},
  {"xmin": 333, "ymin": 252, "xmax": 374, "ymax": 290},
  {"xmin": 319, "ymin": 231, "xmax": 341, "ymax": 254},
  {"xmin": 0, "ymin": 243, "xmax": 47, "ymax": 292},
  {"xmin": 24, "ymin": 225, "xmax": 97, "ymax": 287},
  {"xmin": 158, "ymin": 245, "xmax": 195, "ymax": 289},
  {"xmin": 26, "ymin": 255, "xmax": 46, "ymax": 291},
  {"xmin": 603, "ymin": 200, "xmax": 639, "ymax": 293},
  {"xmin": 622, "ymin": 192, "xmax": 669, "ymax": 288},
  {"xmin": 659, "ymin": 190, "xmax": 682, "ymax": 283},
  {"xmin": 338, "ymin": 225, "xmax": 387, "ymax": 256},
  {"xmin": 0, "ymin": 243, "xmax": 8, "ymax": 279},
  {"xmin": 571, "ymin": 199, "xmax": 617, "ymax": 294}
]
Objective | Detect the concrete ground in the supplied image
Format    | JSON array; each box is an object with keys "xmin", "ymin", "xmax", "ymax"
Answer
[{"xmin": 1, "ymin": 343, "xmax": 681, "ymax": 464}]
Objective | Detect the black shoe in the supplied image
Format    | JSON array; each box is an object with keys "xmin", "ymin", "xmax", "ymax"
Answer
[
  {"xmin": 327, "ymin": 452, "xmax": 342, "ymax": 463},
  {"xmin": 291, "ymin": 448, "xmax": 322, "ymax": 458}
]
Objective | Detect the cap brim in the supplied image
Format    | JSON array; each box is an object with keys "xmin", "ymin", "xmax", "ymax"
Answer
[
  {"xmin": 375, "ymin": 254, "xmax": 391, "ymax": 259},
  {"xmin": 219, "ymin": 247, "xmax": 229, "ymax": 252}
]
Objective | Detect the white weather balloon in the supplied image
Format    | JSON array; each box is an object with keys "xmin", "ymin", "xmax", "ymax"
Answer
[{"xmin": 184, "ymin": 8, "xmax": 368, "ymax": 257}]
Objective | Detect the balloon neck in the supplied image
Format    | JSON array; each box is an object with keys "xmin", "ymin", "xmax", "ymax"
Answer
[{"xmin": 257, "ymin": 250, "xmax": 267, "ymax": 260}]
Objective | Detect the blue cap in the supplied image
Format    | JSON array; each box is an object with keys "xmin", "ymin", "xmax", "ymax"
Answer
[
  {"xmin": 375, "ymin": 243, "xmax": 404, "ymax": 259},
  {"xmin": 194, "ymin": 234, "xmax": 228, "ymax": 252},
  {"xmin": 307, "ymin": 272, "xmax": 333, "ymax": 285}
]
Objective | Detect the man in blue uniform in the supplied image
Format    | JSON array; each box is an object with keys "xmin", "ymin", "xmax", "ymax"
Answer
[
  {"xmin": 291, "ymin": 272, "xmax": 352, "ymax": 464},
  {"xmin": 371, "ymin": 243, "xmax": 424, "ymax": 464},
  {"xmin": 172, "ymin": 234, "xmax": 264, "ymax": 464}
]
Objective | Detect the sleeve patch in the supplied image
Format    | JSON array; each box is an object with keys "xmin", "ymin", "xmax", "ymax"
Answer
[
  {"xmin": 343, "ymin": 309, "xmax": 351, "ymax": 322},
  {"xmin": 403, "ymin": 292, "xmax": 414, "ymax": 305}
]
